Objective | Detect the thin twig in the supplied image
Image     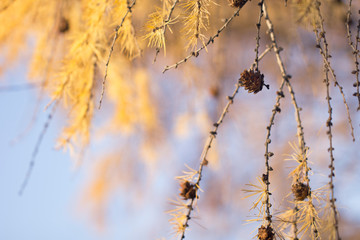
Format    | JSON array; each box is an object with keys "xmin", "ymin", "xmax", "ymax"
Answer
[
  {"xmin": 163, "ymin": 1, "xmax": 249, "ymax": 73},
  {"xmin": 354, "ymin": 17, "xmax": 360, "ymax": 110},
  {"xmin": 98, "ymin": 0, "xmax": 136, "ymax": 109},
  {"xmin": 18, "ymin": 102, "xmax": 58, "ymax": 195},
  {"xmin": 314, "ymin": 2, "xmax": 355, "ymax": 141},
  {"xmin": 254, "ymin": 0, "xmax": 264, "ymax": 72},
  {"xmin": 154, "ymin": 0, "xmax": 180, "ymax": 62},
  {"xmin": 354, "ymin": 16, "xmax": 360, "ymax": 110},
  {"xmin": 263, "ymin": 3, "xmax": 307, "ymax": 167},
  {"xmin": 177, "ymin": 47, "xmax": 272, "ymax": 240},
  {"xmin": 254, "ymin": 0, "xmax": 276, "ymax": 229},
  {"xmin": 263, "ymin": 2, "xmax": 316, "ymax": 238},
  {"xmin": 313, "ymin": 1, "xmax": 341, "ymax": 238},
  {"xmin": 345, "ymin": 0, "xmax": 359, "ymax": 54},
  {"xmin": 323, "ymin": 42, "xmax": 339, "ymax": 240},
  {"xmin": 0, "ymin": 82, "xmax": 40, "ymax": 92},
  {"xmin": 345, "ymin": 0, "xmax": 360, "ymax": 110}
]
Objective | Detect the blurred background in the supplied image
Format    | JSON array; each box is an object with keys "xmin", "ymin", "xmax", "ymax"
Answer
[{"xmin": 1, "ymin": 0, "xmax": 360, "ymax": 239}]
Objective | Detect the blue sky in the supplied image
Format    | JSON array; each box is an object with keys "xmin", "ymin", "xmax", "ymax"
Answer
[{"xmin": 0, "ymin": 65, "xmax": 105, "ymax": 240}]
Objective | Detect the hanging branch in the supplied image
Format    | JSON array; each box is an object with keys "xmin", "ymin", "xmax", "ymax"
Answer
[
  {"xmin": 254, "ymin": 0, "xmax": 264, "ymax": 72},
  {"xmin": 153, "ymin": 0, "xmax": 180, "ymax": 62},
  {"xmin": 250, "ymin": 0, "xmax": 280, "ymax": 234},
  {"xmin": 345, "ymin": 0, "xmax": 360, "ymax": 110},
  {"xmin": 18, "ymin": 102, "xmax": 59, "ymax": 195},
  {"xmin": 98, "ymin": 0, "xmax": 136, "ymax": 109},
  {"xmin": 263, "ymin": 3, "xmax": 307, "ymax": 154},
  {"xmin": 253, "ymin": 0, "xmax": 277, "ymax": 233},
  {"xmin": 313, "ymin": 1, "xmax": 355, "ymax": 141},
  {"xmin": 353, "ymin": 17, "xmax": 360, "ymax": 110},
  {"xmin": 263, "ymin": 2, "xmax": 322, "ymax": 239},
  {"xmin": 313, "ymin": 1, "xmax": 341, "ymax": 238},
  {"xmin": 262, "ymin": 3, "xmax": 298, "ymax": 238},
  {"xmin": 171, "ymin": 46, "xmax": 272, "ymax": 239},
  {"xmin": 345, "ymin": 0, "xmax": 359, "ymax": 54},
  {"xmin": 323, "ymin": 41, "xmax": 340, "ymax": 240},
  {"xmin": 162, "ymin": 0, "xmax": 249, "ymax": 73}
]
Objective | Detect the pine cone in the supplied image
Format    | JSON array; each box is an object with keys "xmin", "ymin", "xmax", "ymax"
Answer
[
  {"xmin": 258, "ymin": 225, "xmax": 274, "ymax": 240},
  {"xmin": 179, "ymin": 181, "xmax": 197, "ymax": 200},
  {"xmin": 239, "ymin": 69, "xmax": 265, "ymax": 94},
  {"xmin": 292, "ymin": 182, "xmax": 310, "ymax": 201}
]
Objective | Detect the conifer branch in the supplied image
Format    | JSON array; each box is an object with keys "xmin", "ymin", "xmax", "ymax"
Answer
[
  {"xmin": 313, "ymin": 1, "xmax": 341, "ymax": 238},
  {"xmin": 323, "ymin": 46, "xmax": 339, "ymax": 240},
  {"xmin": 252, "ymin": 0, "xmax": 276, "ymax": 231},
  {"xmin": 163, "ymin": 1, "xmax": 249, "ymax": 73},
  {"xmin": 173, "ymin": 46, "xmax": 271, "ymax": 239},
  {"xmin": 263, "ymin": 2, "xmax": 319, "ymax": 238},
  {"xmin": 314, "ymin": 1, "xmax": 355, "ymax": 141},
  {"xmin": 345, "ymin": 0, "xmax": 359, "ymax": 54},
  {"xmin": 262, "ymin": 3, "xmax": 298, "ymax": 236},
  {"xmin": 182, "ymin": 0, "xmax": 211, "ymax": 51},
  {"xmin": 263, "ymin": 3, "xmax": 308, "ymax": 177},
  {"xmin": 154, "ymin": 0, "xmax": 180, "ymax": 62},
  {"xmin": 254, "ymin": 0, "xmax": 264, "ymax": 72},
  {"xmin": 353, "ymin": 17, "xmax": 360, "ymax": 110},
  {"xmin": 345, "ymin": 0, "xmax": 360, "ymax": 110},
  {"xmin": 98, "ymin": 0, "xmax": 136, "ymax": 110},
  {"xmin": 18, "ymin": 102, "xmax": 59, "ymax": 195}
]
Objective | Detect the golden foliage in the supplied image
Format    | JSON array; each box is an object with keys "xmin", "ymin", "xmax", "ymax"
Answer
[
  {"xmin": 167, "ymin": 197, "xmax": 192, "ymax": 236},
  {"xmin": 278, "ymin": 199, "xmax": 321, "ymax": 240},
  {"xmin": 0, "ymin": 0, "xmax": 38, "ymax": 72},
  {"xmin": 144, "ymin": 0, "xmax": 176, "ymax": 54},
  {"xmin": 285, "ymin": 142, "xmax": 311, "ymax": 184},
  {"xmin": 321, "ymin": 200, "xmax": 338, "ymax": 240},
  {"xmin": 242, "ymin": 177, "xmax": 268, "ymax": 223},
  {"xmin": 107, "ymin": 64, "xmax": 158, "ymax": 133},
  {"xmin": 182, "ymin": 0, "xmax": 212, "ymax": 51},
  {"xmin": 52, "ymin": 0, "xmax": 109, "ymax": 152},
  {"xmin": 278, "ymin": 143, "xmax": 327, "ymax": 240},
  {"xmin": 111, "ymin": 0, "xmax": 140, "ymax": 59}
]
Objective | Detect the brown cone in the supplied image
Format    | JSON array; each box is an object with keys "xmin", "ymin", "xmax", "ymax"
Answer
[
  {"xmin": 239, "ymin": 69, "xmax": 265, "ymax": 94},
  {"xmin": 179, "ymin": 181, "xmax": 197, "ymax": 200},
  {"xmin": 292, "ymin": 182, "xmax": 310, "ymax": 201},
  {"xmin": 258, "ymin": 225, "xmax": 274, "ymax": 240}
]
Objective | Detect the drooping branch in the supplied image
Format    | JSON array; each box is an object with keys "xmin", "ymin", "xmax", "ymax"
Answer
[
  {"xmin": 313, "ymin": 1, "xmax": 342, "ymax": 238},
  {"xmin": 163, "ymin": 1, "xmax": 249, "ymax": 73},
  {"xmin": 173, "ymin": 47, "xmax": 272, "ymax": 239},
  {"xmin": 263, "ymin": 2, "xmax": 320, "ymax": 238},
  {"xmin": 153, "ymin": 0, "xmax": 180, "ymax": 62},
  {"xmin": 345, "ymin": 0, "xmax": 360, "ymax": 110},
  {"xmin": 98, "ymin": 0, "xmax": 136, "ymax": 109},
  {"xmin": 18, "ymin": 103, "xmax": 59, "ymax": 195},
  {"xmin": 314, "ymin": 1, "xmax": 355, "ymax": 141}
]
